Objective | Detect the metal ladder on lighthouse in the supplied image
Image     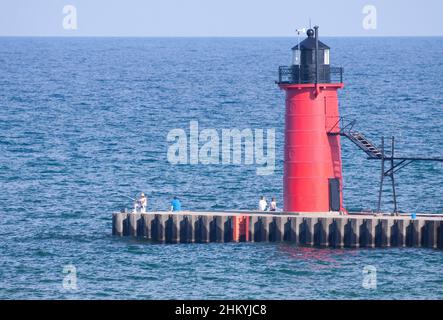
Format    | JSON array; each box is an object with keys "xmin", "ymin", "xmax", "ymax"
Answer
[
  {"xmin": 343, "ymin": 131, "xmax": 383, "ymax": 159},
  {"xmin": 328, "ymin": 117, "xmax": 443, "ymax": 214}
]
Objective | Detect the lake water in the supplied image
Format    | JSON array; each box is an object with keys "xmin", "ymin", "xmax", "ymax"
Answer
[{"xmin": 0, "ymin": 37, "xmax": 442, "ymax": 299}]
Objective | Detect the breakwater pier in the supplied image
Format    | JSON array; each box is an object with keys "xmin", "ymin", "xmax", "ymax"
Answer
[{"xmin": 112, "ymin": 211, "xmax": 443, "ymax": 249}]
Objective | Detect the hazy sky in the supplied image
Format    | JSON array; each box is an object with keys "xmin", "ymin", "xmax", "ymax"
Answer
[{"xmin": 0, "ymin": 0, "xmax": 442, "ymax": 37}]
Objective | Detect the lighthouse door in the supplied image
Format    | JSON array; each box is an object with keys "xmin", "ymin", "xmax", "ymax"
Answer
[{"xmin": 329, "ymin": 178, "xmax": 341, "ymax": 211}]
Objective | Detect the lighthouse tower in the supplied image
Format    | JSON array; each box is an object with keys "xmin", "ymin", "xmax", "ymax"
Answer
[{"xmin": 278, "ymin": 26, "xmax": 345, "ymax": 213}]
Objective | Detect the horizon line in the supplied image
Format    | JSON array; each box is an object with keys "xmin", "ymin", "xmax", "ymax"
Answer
[{"xmin": 1, "ymin": 35, "xmax": 443, "ymax": 38}]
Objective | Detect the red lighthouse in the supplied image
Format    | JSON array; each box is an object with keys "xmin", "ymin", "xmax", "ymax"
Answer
[{"xmin": 278, "ymin": 27, "xmax": 345, "ymax": 213}]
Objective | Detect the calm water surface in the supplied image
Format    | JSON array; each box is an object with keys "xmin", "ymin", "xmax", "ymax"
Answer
[{"xmin": 0, "ymin": 37, "xmax": 442, "ymax": 299}]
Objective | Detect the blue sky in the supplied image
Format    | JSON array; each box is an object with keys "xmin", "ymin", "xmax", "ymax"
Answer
[{"xmin": 0, "ymin": 0, "xmax": 442, "ymax": 36}]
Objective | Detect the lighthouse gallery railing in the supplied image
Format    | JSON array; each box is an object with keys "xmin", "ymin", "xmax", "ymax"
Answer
[{"xmin": 278, "ymin": 66, "xmax": 343, "ymax": 84}]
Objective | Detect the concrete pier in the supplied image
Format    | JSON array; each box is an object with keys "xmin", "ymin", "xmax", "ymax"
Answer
[{"xmin": 112, "ymin": 211, "xmax": 443, "ymax": 249}]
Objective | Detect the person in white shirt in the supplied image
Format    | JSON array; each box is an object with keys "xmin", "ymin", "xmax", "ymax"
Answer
[
  {"xmin": 139, "ymin": 192, "xmax": 148, "ymax": 213},
  {"xmin": 258, "ymin": 196, "xmax": 267, "ymax": 211}
]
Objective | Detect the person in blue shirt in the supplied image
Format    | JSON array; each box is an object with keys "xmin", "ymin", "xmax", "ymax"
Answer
[{"xmin": 170, "ymin": 196, "xmax": 181, "ymax": 212}]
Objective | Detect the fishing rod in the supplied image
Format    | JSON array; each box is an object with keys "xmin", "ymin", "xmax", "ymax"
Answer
[{"xmin": 121, "ymin": 194, "xmax": 137, "ymax": 201}]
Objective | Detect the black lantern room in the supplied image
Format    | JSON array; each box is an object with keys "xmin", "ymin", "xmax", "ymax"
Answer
[
  {"xmin": 277, "ymin": 26, "xmax": 343, "ymax": 85},
  {"xmin": 291, "ymin": 27, "xmax": 331, "ymax": 84}
]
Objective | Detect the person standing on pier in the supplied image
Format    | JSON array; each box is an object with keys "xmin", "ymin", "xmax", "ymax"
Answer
[
  {"xmin": 258, "ymin": 196, "xmax": 268, "ymax": 211},
  {"xmin": 170, "ymin": 196, "xmax": 182, "ymax": 212},
  {"xmin": 139, "ymin": 192, "xmax": 148, "ymax": 213}
]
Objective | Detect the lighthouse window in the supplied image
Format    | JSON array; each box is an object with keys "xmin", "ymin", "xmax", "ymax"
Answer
[
  {"xmin": 324, "ymin": 49, "xmax": 330, "ymax": 65},
  {"xmin": 317, "ymin": 50, "xmax": 325, "ymax": 64},
  {"xmin": 292, "ymin": 49, "xmax": 301, "ymax": 65}
]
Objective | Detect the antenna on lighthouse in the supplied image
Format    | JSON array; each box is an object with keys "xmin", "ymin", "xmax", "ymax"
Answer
[
  {"xmin": 295, "ymin": 27, "xmax": 306, "ymax": 46},
  {"xmin": 295, "ymin": 27, "xmax": 307, "ymax": 54},
  {"xmin": 295, "ymin": 27, "xmax": 306, "ymax": 78}
]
